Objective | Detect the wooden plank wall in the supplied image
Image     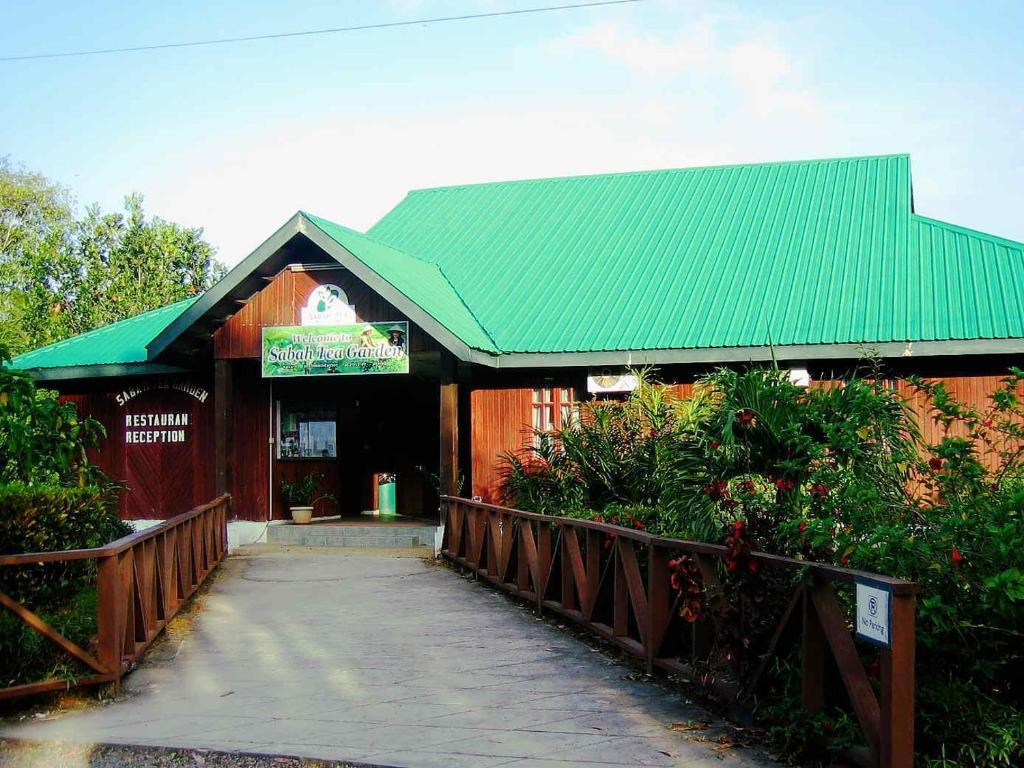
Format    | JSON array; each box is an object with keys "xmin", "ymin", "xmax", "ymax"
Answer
[
  {"xmin": 469, "ymin": 386, "xmax": 536, "ymax": 503},
  {"xmin": 228, "ymin": 361, "xmax": 270, "ymax": 521},
  {"xmin": 893, "ymin": 375, "xmax": 1024, "ymax": 465},
  {"xmin": 59, "ymin": 381, "xmax": 215, "ymax": 520}
]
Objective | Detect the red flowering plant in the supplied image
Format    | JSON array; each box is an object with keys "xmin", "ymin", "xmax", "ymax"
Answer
[
  {"xmin": 499, "ymin": 364, "xmax": 1024, "ymax": 766},
  {"xmin": 716, "ymin": 517, "xmax": 776, "ymax": 681},
  {"xmin": 858, "ymin": 372, "xmax": 1024, "ymax": 767},
  {"xmin": 667, "ymin": 553, "xmax": 706, "ymax": 623},
  {"xmin": 585, "ymin": 503, "xmax": 659, "ymax": 552},
  {"xmin": 777, "ymin": 370, "xmax": 1024, "ymax": 766}
]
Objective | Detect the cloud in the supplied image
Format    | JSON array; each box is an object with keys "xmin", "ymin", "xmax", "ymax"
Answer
[
  {"xmin": 554, "ymin": 19, "xmax": 718, "ymax": 76},
  {"xmin": 136, "ymin": 14, "xmax": 841, "ymax": 265},
  {"xmin": 552, "ymin": 14, "xmax": 821, "ymax": 121}
]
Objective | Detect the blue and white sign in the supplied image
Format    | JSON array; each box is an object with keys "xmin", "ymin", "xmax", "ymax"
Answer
[{"xmin": 855, "ymin": 579, "xmax": 892, "ymax": 647}]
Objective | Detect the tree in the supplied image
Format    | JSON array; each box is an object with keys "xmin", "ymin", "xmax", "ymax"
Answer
[
  {"xmin": 0, "ymin": 157, "xmax": 74, "ymax": 351},
  {"xmin": 56, "ymin": 194, "xmax": 226, "ymax": 339},
  {"xmin": 0, "ymin": 158, "xmax": 226, "ymax": 353}
]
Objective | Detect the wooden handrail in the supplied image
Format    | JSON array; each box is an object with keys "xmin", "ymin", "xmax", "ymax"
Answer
[
  {"xmin": 99, "ymin": 494, "xmax": 230, "ymax": 556},
  {"xmin": 0, "ymin": 494, "xmax": 231, "ymax": 564},
  {"xmin": 0, "ymin": 494, "xmax": 231, "ymax": 702},
  {"xmin": 440, "ymin": 495, "xmax": 916, "ymax": 768},
  {"xmin": 440, "ymin": 495, "xmax": 918, "ymax": 593}
]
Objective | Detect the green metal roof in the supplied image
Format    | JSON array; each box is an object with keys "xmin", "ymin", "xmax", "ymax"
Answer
[
  {"xmin": 365, "ymin": 153, "xmax": 1024, "ymax": 354},
  {"xmin": 301, "ymin": 214, "xmax": 499, "ymax": 353},
  {"xmin": 12, "ymin": 154, "xmax": 1024, "ymax": 377},
  {"xmin": 10, "ymin": 298, "xmax": 199, "ymax": 374},
  {"xmin": 371, "ymin": 154, "xmax": 925, "ymax": 352},
  {"xmin": 906, "ymin": 215, "xmax": 1024, "ymax": 341}
]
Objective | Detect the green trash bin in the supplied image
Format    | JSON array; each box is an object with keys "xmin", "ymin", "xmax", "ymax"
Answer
[{"xmin": 379, "ymin": 481, "xmax": 397, "ymax": 516}]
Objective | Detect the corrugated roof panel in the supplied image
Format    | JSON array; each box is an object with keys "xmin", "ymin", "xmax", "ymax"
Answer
[
  {"xmin": 369, "ymin": 154, "xmax": 939, "ymax": 352},
  {"xmin": 10, "ymin": 297, "xmax": 199, "ymax": 370},
  {"xmin": 301, "ymin": 214, "xmax": 498, "ymax": 353},
  {"xmin": 909, "ymin": 215, "xmax": 1024, "ymax": 341}
]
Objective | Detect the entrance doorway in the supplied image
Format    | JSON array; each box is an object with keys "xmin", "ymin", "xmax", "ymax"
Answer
[{"xmin": 271, "ymin": 375, "xmax": 439, "ymax": 522}]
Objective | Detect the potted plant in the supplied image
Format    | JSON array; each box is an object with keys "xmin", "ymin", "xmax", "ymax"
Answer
[{"xmin": 280, "ymin": 474, "xmax": 333, "ymax": 525}]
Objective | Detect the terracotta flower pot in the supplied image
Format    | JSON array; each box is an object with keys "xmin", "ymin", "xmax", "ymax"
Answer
[{"xmin": 290, "ymin": 506, "xmax": 314, "ymax": 525}]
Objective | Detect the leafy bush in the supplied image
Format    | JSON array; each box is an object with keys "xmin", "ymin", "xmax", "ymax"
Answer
[
  {"xmin": 0, "ymin": 483, "xmax": 129, "ymax": 690},
  {"xmin": 0, "ymin": 483, "xmax": 128, "ymax": 606},
  {"xmin": 500, "ymin": 371, "xmax": 686, "ymax": 523},
  {"xmin": 0, "ymin": 346, "xmax": 129, "ymax": 695},
  {"xmin": 0, "ymin": 346, "xmax": 108, "ymax": 487},
  {"xmin": 0, "ymin": 587, "xmax": 99, "ymax": 689},
  {"xmin": 500, "ymin": 366, "xmax": 1024, "ymax": 767}
]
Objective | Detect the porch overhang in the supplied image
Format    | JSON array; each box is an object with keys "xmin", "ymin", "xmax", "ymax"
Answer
[{"xmin": 146, "ymin": 213, "xmax": 501, "ymax": 367}]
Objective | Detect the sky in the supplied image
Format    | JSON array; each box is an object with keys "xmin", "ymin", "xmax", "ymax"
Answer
[{"xmin": 1, "ymin": 0, "xmax": 1022, "ymax": 266}]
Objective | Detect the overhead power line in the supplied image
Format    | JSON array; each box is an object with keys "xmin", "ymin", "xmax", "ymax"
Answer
[{"xmin": 1, "ymin": 0, "xmax": 645, "ymax": 62}]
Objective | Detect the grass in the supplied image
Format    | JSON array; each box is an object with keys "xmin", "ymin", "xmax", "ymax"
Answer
[{"xmin": 0, "ymin": 587, "xmax": 98, "ymax": 689}]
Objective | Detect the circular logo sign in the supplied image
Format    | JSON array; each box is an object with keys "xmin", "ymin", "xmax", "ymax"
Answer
[{"xmin": 301, "ymin": 284, "xmax": 355, "ymax": 325}]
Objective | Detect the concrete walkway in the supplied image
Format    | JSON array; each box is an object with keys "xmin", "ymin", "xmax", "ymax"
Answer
[{"xmin": 1, "ymin": 547, "xmax": 774, "ymax": 768}]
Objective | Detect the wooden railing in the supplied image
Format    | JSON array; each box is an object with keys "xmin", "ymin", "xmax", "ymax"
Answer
[
  {"xmin": 0, "ymin": 494, "xmax": 230, "ymax": 701},
  {"xmin": 441, "ymin": 496, "xmax": 917, "ymax": 768}
]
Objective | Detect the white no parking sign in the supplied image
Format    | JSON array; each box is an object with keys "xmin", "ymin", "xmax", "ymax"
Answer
[{"xmin": 855, "ymin": 579, "xmax": 892, "ymax": 648}]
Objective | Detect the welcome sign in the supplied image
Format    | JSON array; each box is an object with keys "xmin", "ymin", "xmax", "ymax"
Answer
[{"xmin": 262, "ymin": 322, "xmax": 409, "ymax": 377}]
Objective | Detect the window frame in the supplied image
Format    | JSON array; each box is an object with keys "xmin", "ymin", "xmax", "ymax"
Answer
[
  {"xmin": 531, "ymin": 385, "xmax": 578, "ymax": 445},
  {"xmin": 276, "ymin": 400, "xmax": 339, "ymax": 460}
]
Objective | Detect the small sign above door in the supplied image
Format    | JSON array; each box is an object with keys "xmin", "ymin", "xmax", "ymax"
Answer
[
  {"xmin": 262, "ymin": 322, "xmax": 409, "ymax": 377},
  {"xmin": 301, "ymin": 284, "xmax": 356, "ymax": 326}
]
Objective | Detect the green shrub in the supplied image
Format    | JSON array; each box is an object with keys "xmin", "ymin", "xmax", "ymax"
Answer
[
  {"xmin": 0, "ymin": 347, "xmax": 129, "ymax": 694},
  {"xmin": 501, "ymin": 365, "xmax": 1024, "ymax": 767},
  {"xmin": 0, "ymin": 347, "xmax": 108, "ymax": 487},
  {"xmin": 0, "ymin": 483, "xmax": 129, "ymax": 606},
  {"xmin": 0, "ymin": 587, "xmax": 98, "ymax": 688},
  {"xmin": 0, "ymin": 483, "xmax": 130, "ymax": 690},
  {"xmin": 500, "ymin": 370, "xmax": 684, "ymax": 520}
]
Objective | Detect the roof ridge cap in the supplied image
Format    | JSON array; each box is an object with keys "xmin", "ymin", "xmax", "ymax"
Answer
[
  {"xmin": 433, "ymin": 263, "xmax": 500, "ymax": 352},
  {"xmin": 405, "ymin": 154, "xmax": 911, "ymax": 195},
  {"xmin": 912, "ymin": 213, "xmax": 1024, "ymax": 249}
]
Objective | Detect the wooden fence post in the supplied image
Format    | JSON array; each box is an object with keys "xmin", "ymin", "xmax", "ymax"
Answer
[
  {"xmin": 536, "ymin": 521, "xmax": 552, "ymax": 612},
  {"xmin": 96, "ymin": 553, "xmax": 123, "ymax": 696},
  {"xmin": 880, "ymin": 590, "xmax": 915, "ymax": 768},
  {"xmin": 801, "ymin": 587, "xmax": 826, "ymax": 714},
  {"xmin": 647, "ymin": 545, "xmax": 670, "ymax": 675}
]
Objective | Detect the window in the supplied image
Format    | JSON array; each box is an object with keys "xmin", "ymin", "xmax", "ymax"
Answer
[
  {"xmin": 532, "ymin": 387, "xmax": 555, "ymax": 433},
  {"xmin": 532, "ymin": 387, "xmax": 577, "ymax": 444},
  {"xmin": 278, "ymin": 402, "xmax": 337, "ymax": 459},
  {"xmin": 559, "ymin": 387, "xmax": 579, "ymax": 428}
]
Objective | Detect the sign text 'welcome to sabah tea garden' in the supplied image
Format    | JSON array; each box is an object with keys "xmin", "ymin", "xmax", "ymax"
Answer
[{"xmin": 262, "ymin": 322, "xmax": 409, "ymax": 377}]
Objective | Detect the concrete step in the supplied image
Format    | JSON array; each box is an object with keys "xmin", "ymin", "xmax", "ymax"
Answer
[{"xmin": 267, "ymin": 522, "xmax": 439, "ymax": 549}]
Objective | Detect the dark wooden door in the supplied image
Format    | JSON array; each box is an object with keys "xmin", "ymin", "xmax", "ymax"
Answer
[{"xmin": 121, "ymin": 388, "xmax": 213, "ymax": 519}]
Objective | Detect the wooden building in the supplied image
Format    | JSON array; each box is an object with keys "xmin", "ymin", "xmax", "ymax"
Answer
[{"xmin": 10, "ymin": 155, "xmax": 1024, "ymax": 524}]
